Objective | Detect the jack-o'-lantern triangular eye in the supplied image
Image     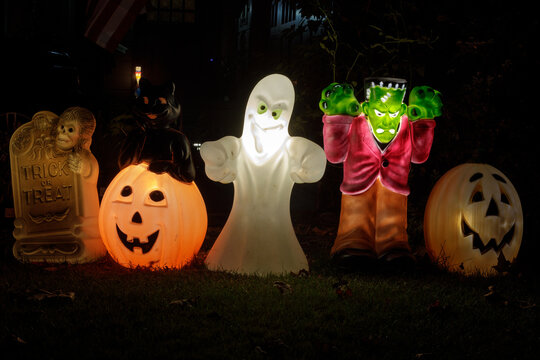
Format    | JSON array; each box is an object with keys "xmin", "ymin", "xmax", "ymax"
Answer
[
  {"xmin": 501, "ymin": 191, "xmax": 510, "ymax": 205},
  {"xmin": 471, "ymin": 190, "xmax": 484, "ymax": 203},
  {"xmin": 469, "ymin": 173, "xmax": 484, "ymax": 204},
  {"xmin": 469, "ymin": 173, "xmax": 483, "ymax": 182},
  {"xmin": 492, "ymin": 173, "xmax": 507, "ymax": 183}
]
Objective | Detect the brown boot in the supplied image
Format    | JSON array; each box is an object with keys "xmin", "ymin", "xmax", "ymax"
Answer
[
  {"xmin": 371, "ymin": 180, "xmax": 414, "ymax": 270},
  {"xmin": 331, "ymin": 192, "xmax": 377, "ymax": 269}
]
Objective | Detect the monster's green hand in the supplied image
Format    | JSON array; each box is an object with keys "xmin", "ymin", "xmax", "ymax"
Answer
[
  {"xmin": 407, "ymin": 86, "xmax": 443, "ymax": 121},
  {"xmin": 319, "ymin": 83, "xmax": 361, "ymax": 116}
]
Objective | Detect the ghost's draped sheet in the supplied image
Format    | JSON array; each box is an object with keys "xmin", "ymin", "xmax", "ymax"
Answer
[
  {"xmin": 202, "ymin": 136, "xmax": 324, "ymax": 275},
  {"xmin": 201, "ymin": 74, "xmax": 326, "ymax": 275}
]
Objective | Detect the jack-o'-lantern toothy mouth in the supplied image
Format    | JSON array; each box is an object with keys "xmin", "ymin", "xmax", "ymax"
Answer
[
  {"xmin": 116, "ymin": 224, "xmax": 159, "ymax": 254},
  {"xmin": 461, "ymin": 218, "xmax": 515, "ymax": 255}
]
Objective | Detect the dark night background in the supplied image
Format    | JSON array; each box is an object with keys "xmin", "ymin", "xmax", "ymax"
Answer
[{"xmin": 0, "ymin": 0, "xmax": 538, "ymax": 271}]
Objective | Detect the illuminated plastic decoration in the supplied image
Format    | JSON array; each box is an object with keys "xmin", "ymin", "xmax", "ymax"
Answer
[
  {"xmin": 100, "ymin": 76, "xmax": 204, "ymax": 269},
  {"xmin": 98, "ymin": 163, "xmax": 207, "ymax": 269},
  {"xmin": 10, "ymin": 108, "xmax": 106, "ymax": 263},
  {"xmin": 134, "ymin": 66, "xmax": 142, "ymax": 96},
  {"xmin": 118, "ymin": 77, "xmax": 195, "ymax": 183},
  {"xmin": 424, "ymin": 163, "xmax": 523, "ymax": 275},
  {"xmin": 319, "ymin": 78, "xmax": 442, "ymax": 267},
  {"xmin": 135, "ymin": 66, "xmax": 142, "ymax": 86},
  {"xmin": 201, "ymin": 74, "xmax": 326, "ymax": 275}
]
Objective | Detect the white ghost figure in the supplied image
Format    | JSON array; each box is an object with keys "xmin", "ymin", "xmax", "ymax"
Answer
[{"xmin": 201, "ymin": 74, "xmax": 326, "ymax": 275}]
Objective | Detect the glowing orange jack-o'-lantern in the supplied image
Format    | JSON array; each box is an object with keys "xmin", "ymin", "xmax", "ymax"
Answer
[
  {"xmin": 98, "ymin": 163, "xmax": 207, "ymax": 268},
  {"xmin": 424, "ymin": 163, "xmax": 523, "ymax": 275}
]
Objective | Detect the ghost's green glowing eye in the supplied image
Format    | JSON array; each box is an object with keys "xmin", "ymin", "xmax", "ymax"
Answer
[
  {"xmin": 374, "ymin": 109, "xmax": 384, "ymax": 117},
  {"xmin": 271, "ymin": 109, "xmax": 282, "ymax": 120},
  {"xmin": 257, "ymin": 102, "xmax": 268, "ymax": 114}
]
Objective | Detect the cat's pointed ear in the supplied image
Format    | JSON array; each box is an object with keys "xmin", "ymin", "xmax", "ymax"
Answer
[{"xmin": 166, "ymin": 81, "xmax": 176, "ymax": 95}]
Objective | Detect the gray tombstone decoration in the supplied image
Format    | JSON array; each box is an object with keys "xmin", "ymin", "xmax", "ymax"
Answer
[{"xmin": 10, "ymin": 108, "xmax": 106, "ymax": 263}]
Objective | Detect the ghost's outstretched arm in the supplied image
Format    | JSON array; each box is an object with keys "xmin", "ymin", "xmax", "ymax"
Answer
[
  {"xmin": 287, "ymin": 138, "xmax": 327, "ymax": 184},
  {"xmin": 200, "ymin": 136, "xmax": 241, "ymax": 183}
]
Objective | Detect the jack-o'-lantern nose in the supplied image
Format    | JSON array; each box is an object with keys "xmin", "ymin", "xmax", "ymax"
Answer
[
  {"xmin": 486, "ymin": 198, "xmax": 499, "ymax": 217},
  {"xmin": 132, "ymin": 211, "xmax": 143, "ymax": 224}
]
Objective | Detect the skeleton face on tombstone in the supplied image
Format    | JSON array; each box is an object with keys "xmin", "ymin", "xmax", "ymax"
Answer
[
  {"xmin": 54, "ymin": 107, "xmax": 96, "ymax": 152},
  {"xmin": 55, "ymin": 117, "xmax": 81, "ymax": 151}
]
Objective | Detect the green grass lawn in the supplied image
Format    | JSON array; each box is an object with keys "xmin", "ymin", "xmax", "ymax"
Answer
[{"xmin": 1, "ymin": 218, "xmax": 539, "ymax": 360}]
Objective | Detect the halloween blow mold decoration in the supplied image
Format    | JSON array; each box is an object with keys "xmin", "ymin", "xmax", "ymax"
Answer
[
  {"xmin": 10, "ymin": 108, "xmax": 106, "ymax": 263},
  {"xmin": 319, "ymin": 78, "xmax": 442, "ymax": 268},
  {"xmin": 424, "ymin": 164, "xmax": 523, "ymax": 275},
  {"xmin": 118, "ymin": 77, "xmax": 195, "ymax": 183},
  {"xmin": 98, "ymin": 163, "xmax": 207, "ymax": 269},
  {"xmin": 201, "ymin": 74, "xmax": 326, "ymax": 275}
]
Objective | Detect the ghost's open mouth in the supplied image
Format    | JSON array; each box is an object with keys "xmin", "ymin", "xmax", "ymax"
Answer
[
  {"xmin": 254, "ymin": 122, "xmax": 284, "ymax": 131},
  {"xmin": 116, "ymin": 224, "xmax": 159, "ymax": 254},
  {"xmin": 461, "ymin": 218, "xmax": 515, "ymax": 255}
]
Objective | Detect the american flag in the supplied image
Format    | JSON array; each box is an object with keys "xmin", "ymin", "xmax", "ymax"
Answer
[{"xmin": 85, "ymin": 0, "xmax": 148, "ymax": 52}]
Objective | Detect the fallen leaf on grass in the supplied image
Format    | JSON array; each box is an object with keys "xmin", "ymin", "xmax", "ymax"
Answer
[
  {"xmin": 332, "ymin": 280, "xmax": 352, "ymax": 299},
  {"xmin": 255, "ymin": 346, "xmax": 267, "ymax": 354},
  {"xmin": 427, "ymin": 300, "xmax": 451, "ymax": 315},
  {"xmin": 255, "ymin": 338, "xmax": 289, "ymax": 356},
  {"xmin": 484, "ymin": 285, "xmax": 508, "ymax": 306},
  {"xmin": 483, "ymin": 286, "xmax": 537, "ymax": 309},
  {"xmin": 27, "ymin": 289, "xmax": 75, "ymax": 304},
  {"xmin": 291, "ymin": 269, "xmax": 309, "ymax": 278},
  {"xmin": 271, "ymin": 338, "xmax": 288, "ymax": 349},
  {"xmin": 169, "ymin": 298, "xmax": 198, "ymax": 308},
  {"xmin": 11, "ymin": 334, "xmax": 27, "ymax": 344},
  {"xmin": 273, "ymin": 281, "xmax": 293, "ymax": 294},
  {"xmin": 517, "ymin": 299, "xmax": 536, "ymax": 310}
]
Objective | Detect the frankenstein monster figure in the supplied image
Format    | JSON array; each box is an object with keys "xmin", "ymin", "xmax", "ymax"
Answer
[{"xmin": 320, "ymin": 78, "xmax": 442, "ymax": 268}]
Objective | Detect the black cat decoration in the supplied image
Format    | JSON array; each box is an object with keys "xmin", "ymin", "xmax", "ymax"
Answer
[{"xmin": 118, "ymin": 78, "xmax": 195, "ymax": 183}]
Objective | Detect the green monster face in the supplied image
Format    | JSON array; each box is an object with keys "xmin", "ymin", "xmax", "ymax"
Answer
[{"xmin": 362, "ymin": 79, "xmax": 407, "ymax": 144}]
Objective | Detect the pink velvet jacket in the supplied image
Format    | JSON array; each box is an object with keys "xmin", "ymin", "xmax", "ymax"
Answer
[{"xmin": 322, "ymin": 114, "xmax": 435, "ymax": 196}]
